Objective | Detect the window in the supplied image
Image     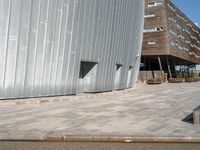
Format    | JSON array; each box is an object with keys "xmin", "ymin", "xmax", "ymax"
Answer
[
  {"xmin": 167, "ymin": 3, "xmax": 175, "ymax": 12},
  {"xmin": 169, "ymin": 30, "xmax": 177, "ymax": 36},
  {"xmin": 194, "ymin": 45, "xmax": 200, "ymax": 50},
  {"xmin": 170, "ymin": 41, "xmax": 176, "ymax": 46},
  {"xmin": 186, "ymin": 40, "xmax": 190, "ymax": 44},
  {"xmin": 148, "ymin": 2, "xmax": 163, "ymax": 7},
  {"xmin": 178, "ymin": 46, "xmax": 183, "ymax": 50},
  {"xmin": 187, "ymin": 23, "xmax": 192, "ymax": 28},
  {"xmin": 144, "ymin": 27, "xmax": 163, "ymax": 33},
  {"xmin": 178, "ymin": 34, "xmax": 184, "ymax": 39},
  {"xmin": 183, "ymin": 47, "xmax": 189, "ymax": 52},
  {"xmin": 148, "ymin": 2, "xmax": 155, "ymax": 7},
  {"xmin": 144, "ymin": 13, "xmax": 155, "ymax": 18},
  {"xmin": 176, "ymin": 24, "xmax": 182, "ymax": 29},
  {"xmin": 184, "ymin": 29, "xmax": 190, "ymax": 35},
  {"xmin": 171, "ymin": 41, "xmax": 178, "ymax": 47},
  {"xmin": 168, "ymin": 17, "xmax": 176, "ymax": 23},
  {"xmin": 148, "ymin": 39, "xmax": 156, "ymax": 45},
  {"xmin": 157, "ymin": 27, "xmax": 163, "ymax": 31},
  {"xmin": 191, "ymin": 35, "xmax": 195, "ymax": 39}
]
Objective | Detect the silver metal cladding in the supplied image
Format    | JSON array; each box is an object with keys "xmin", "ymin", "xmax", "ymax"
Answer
[{"xmin": 0, "ymin": 0, "xmax": 144, "ymax": 99}]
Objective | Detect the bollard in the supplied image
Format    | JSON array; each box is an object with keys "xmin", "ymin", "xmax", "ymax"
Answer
[{"xmin": 193, "ymin": 106, "xmax": 200, "ymax": 124}]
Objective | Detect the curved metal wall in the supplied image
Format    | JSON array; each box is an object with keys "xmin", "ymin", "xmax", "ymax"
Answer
[{"xmin": 0, "ymin": 0, "xmax": 144, "ymax": 99}]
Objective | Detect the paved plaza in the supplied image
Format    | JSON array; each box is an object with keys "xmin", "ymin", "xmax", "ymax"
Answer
[{"xmin": 0, "ymin": 82, "xmax": 200, "ymax": 140}]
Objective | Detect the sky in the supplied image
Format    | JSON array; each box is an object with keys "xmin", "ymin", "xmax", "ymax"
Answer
[{"xmin": 172, "ymin": 0, "xmax": 200, "ymax": 26}]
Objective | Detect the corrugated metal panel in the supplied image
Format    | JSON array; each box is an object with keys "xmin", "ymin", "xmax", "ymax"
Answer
[{"xmin": 0, "ymin": 0, "xmax": 144, "ymax": 99}]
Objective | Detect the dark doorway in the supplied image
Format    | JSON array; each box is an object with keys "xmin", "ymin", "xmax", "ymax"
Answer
[
  {"xmin": 114, "ymin": 64, "xmax": 122, "ymax": 89},
  {"xmin": 126, "ymin": 66, "xmax": 133, "ymax": 88},
  {"xmin": 78, "ymin": 61, "xmax": 98, "ymax": 93}
]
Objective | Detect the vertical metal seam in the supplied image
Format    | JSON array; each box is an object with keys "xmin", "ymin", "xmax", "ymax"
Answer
[
  {"xmin": 59, "ymin": 3, "xmax": 69, "ymax": 94},
  {"xmin": 40, "ymin": 0, "xmax": 53, "ymax": 95},
  {"xmin": 107, "ymin": 0, "xmax": 117, "ymax": 90},
  {"xmin": 2, "ymin": 0, "xmax": 12, "ymax": 98},
  {"xmin": 89, "ymin": 0, "xmax": 97, "ymax": 59},
  {"xmin": 103, "ymin": 0, "xmax": 113, "ymax": 91},
  {"xmin": 74, "ymin": 0, "xmax": 86, "ymax": 93},
  {"xmin": 48, "ymin": 0, "xmax": 58, "ymax": 94},
  {"xmin": 22, "ymin": 0, "xmax": 34, "ymax": 96},
  {"xmin": 64, "ymin": 0, "xmax": 76, "ymax": 93},
  {"xmin": 31, "ymin": 0, "xmax": 42, "ymax": 96},
  {"xmin": 54, "ymin": 0, "xmax": 65, "ymax": 94},
  {"xmin": 55, "ymin": 0, "xmax": 65, "ymax": 94},
  {"xmin": 69, "ymin": 0, "xmax": 81, "ymax": 93},
  {"xmin": 39, "ymin": 0, "xmax": 50, "ymax": 95},
  {"xmin": 13, "ymin": 0, "xmax": 24, "ymax": 97}
]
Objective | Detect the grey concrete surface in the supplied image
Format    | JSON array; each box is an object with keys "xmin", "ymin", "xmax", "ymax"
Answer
[{"xmin": 0, "ymin": 82, "xmax": 200, "ymax": 140}]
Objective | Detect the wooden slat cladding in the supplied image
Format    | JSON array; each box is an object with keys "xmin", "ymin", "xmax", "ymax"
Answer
[
  {"xmin": 142, "ymin": 0, "xmax": 169, "ymax": 56},
  {"xmin": 166, "ymin": 0, "xmax": 200, "ymax": 64},
  {"xmin": 142, "ymin": 0, "xmax": 200, "ymax": 64}
]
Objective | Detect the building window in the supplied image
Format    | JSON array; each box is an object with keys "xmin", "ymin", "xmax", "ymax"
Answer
[
  {"xmin": 168, "ymin": 17, "xmax": 176, "ymax": 23},
  {"xmin": 183, "ymin": 47, "xmax": 189, "ymax": 52},
  {"xmin": 186, "ymin": 40, "xmax": 190, "ymax": 44},
  {"xmin": 191, "ymin": 35, "xmax": 195, "ymax": 39},
  {"xmin": 167, "ymin": 3, "xmax": 175, "ymax": 12},
  {"xmin": 171, "ymin": 41, "xmax": 178, "ymax": 46},
  {"xmin": 169, "ymin": 30, "xmax": 177, "ymax": 36},
  {"xmin": 144, "ymin": 13, "xmax": 155, "ymax": 18},
  {"xmin": 148, "ymin": 2, "xmax": 155, "ymax": 7},
  {"xmin": 178, "ymin": 34, "xmax": 184, "ymax": 39},
  {"xmin": 148, "ymin": 2, "xmax": 163, "ymax": 7},
  {"xmin": 176, "ymin": 24, "xmax": 182, "ymax": 29},
  {"xmin": 148, "ymin": 39, "xmax": 156, "ymax": 45},
  {"xmin": 170, "ymin": 41, "xmax": 176, "ymax": 46},
  {"xmin": 144, "ymin": 27, "xmax": 163, "ymax": 33},
  {"xmin": 184, "ymin": 28, "xmax": 190, "ymax": 35},
  {"xmin": 178, "ymin": 46, "xmax": 183, "ymax": 50}
]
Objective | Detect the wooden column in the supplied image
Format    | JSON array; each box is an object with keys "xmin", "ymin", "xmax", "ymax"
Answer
[
  {"xmin": 167, "ymin": 57, "xmax": 172, "ymax": 78},
  {"xmin": 157, "ymin": 56, "xmax": 164, "ymax": 80},
  {"xmin": 173, "ymin": 57, "xmax": 176, "ymax": 77}
]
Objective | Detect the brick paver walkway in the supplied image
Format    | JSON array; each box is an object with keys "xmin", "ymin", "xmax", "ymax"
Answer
[{"xmin": 0, "ymin": 82, "xmax": 200, "ymax": 140}]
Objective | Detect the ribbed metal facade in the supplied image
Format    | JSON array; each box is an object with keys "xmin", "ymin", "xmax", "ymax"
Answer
[{"xmin": 0, "ymin": 0, "xmax": 144, "ymax": 99}]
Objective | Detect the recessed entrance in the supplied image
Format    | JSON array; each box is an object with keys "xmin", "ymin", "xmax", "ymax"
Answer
[
  {"xmin": 78, "ymin": 61, "xmax": 98, "ymax": 93},
  {"xmin": 114, "ymin": 64, "xmax": 122, "ymax": 89},
  {"xmin": 126, "ymin": 66, "xmax": 133, "ymax": 88}
]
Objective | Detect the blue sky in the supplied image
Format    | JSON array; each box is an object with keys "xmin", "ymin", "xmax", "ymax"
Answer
[{"xmin": 172, "ymin": 0, "xmax": 200, "ymax": 26}]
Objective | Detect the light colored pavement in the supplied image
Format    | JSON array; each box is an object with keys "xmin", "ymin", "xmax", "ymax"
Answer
[{"xmin": 0, "ymin": 82, "xmax": 200, "ymax": 140}]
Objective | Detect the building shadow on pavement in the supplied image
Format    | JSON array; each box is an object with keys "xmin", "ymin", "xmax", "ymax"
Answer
[{"xmin": 182, "ymin": 113, "xmax": 193, "ymax": 124}]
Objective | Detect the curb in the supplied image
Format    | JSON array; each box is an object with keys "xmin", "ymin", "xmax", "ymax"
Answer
[
  {"xmin": 1, "ymin": 135, "xmax": 200, "ymax": 143},
  {"xmin": 42, "ymin": 135, "xmax": 200, "ymax": 143}
]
